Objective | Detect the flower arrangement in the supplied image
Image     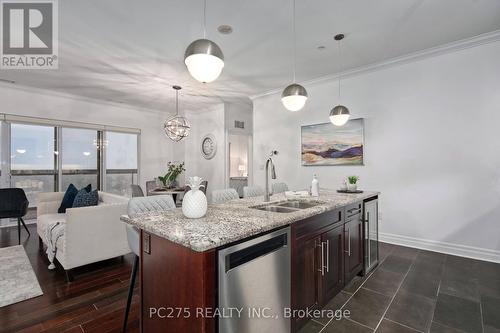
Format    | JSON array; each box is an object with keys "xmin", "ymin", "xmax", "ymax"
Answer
[{"xmin": 158, "ymin": 162, "xmax": 185, "ymax": 188}]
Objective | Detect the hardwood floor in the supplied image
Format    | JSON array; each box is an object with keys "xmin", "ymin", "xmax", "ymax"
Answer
[{"xmin": 0, "ymin": 224, "xmax": 139, "ymax": 333}]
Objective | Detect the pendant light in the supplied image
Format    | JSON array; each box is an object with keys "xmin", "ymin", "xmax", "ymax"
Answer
[
  {"xmin": 164, "ymin": 86, "xmax": 190, "ymax": 142},
  {"xmin": 281, "ymin": 0, "xmax": 308, "ymax": 112},
  {"xmin": 329, "ymin": 34, "xmax": 351, "ymax": 126},
  {"xmin": 184, "ymin": 0, "xmax": 224, "ymax": 83}
]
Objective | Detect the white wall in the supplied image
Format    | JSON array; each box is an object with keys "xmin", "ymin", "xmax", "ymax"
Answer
[
  {"xmin": 184, "ymin": 104, "xmax": 226, "ymax": 201},
  {"xmin": 253, "ymin": 41, "xmax": 500, "ymax": 262},
  {"xmin": 225, "ymin": 100, "xmax": 253, "ymax": 136},
  {"xmin": 0, "ymin": 84, "xmax": 174, "ymax": 190}
]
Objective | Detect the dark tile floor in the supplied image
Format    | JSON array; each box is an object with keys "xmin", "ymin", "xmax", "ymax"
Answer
[{"xmin": 299, "ymin": 242, "xmax": 500, "ymax": 333}]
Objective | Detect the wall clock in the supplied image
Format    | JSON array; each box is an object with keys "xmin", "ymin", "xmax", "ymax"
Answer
[{"xmin": 201, "ymin": 134, "xmax": 217, "ymax": 160}]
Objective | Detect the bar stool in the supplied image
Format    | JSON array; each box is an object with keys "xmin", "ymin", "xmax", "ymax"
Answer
[{"xmin": 122, "ymin": 195, "xmax": 176, "ymax": 332}]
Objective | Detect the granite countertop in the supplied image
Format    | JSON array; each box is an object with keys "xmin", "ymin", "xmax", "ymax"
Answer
[{"xmin": 121, "ymin": 189, "xmax": 379, "ymax": 252}]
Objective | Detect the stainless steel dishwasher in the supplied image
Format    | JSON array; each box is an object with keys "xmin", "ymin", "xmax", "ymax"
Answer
[{"xmin": 218, "ymin": 227, "xmax": 290, "ymax": 333}]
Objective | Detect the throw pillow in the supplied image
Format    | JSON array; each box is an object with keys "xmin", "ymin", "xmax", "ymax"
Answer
[
  {"xmin": 58, "ymin": 184, "xmax": 78, "ymax": 213},
  {"xmin": 72, "ymin": 189, "xmax": 99, "ymax": 208},
  {"xmin": 58, "ymin": 184, "xmax": 92, "ymax": 213}
]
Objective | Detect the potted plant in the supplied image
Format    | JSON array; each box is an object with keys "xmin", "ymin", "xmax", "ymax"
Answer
[
  {"xmin": 158, "ymin": 162, "xmax": 185, "ymax": 188},
  {"xmin": 346, "ymin": 175, "xmax": 359, "ymax": 192}
]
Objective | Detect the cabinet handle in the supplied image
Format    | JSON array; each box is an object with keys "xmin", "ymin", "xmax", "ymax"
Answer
[
  {"xmin": 366, "ymin": 212, "xmax": 371, "ymax": 267},
  {"xmin": 344, "ymin": 228, "xmax": 351, "ymax": 256},
  {"xmin": 326, "ymin": 240, "xmax": 330, "ymax": 273},
  {"xmin": 348, "ymin": 230, "xmax": 351, "ymax": 257},
  {"xmin": 317, "ymin": 241, "xmax": 325, "ymax": 276}
]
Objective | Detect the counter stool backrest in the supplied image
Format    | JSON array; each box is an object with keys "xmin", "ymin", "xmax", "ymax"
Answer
[
  {"xmin": 243, "ymin": 186, "xmax": 264, "ymax": 198},
  {"xmin": 126, "ymin": 195, "xmax": 176, "ymax": 256},
  {"xmin": 212, "ymin": 188, "xmax": 239, "ymax": 204}
]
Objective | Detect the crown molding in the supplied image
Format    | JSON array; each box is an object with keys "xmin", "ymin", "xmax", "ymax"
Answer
[{"xmin": 250, "ymin": 29, "xmax": 500, "ymax": 100}]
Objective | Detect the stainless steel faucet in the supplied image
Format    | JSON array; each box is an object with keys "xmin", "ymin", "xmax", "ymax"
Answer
[{"xmin": 264, "ymin": 150, "xmax": 278, "ymax": 202}]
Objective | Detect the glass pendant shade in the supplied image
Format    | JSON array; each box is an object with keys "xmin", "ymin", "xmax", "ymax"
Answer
[
  {"xmin": 164, "ymin": 116, "xmax": 190, "ymax": 142},
  {"xmin": 329, "ymin": 105, "xmax": 350, "ymax": 126},
  {"xmin": 184, "ymin": 39, "xmax": 224, "ymax": 83},
  {"xmin": 281, "ymin": 83, "xmax": 308, "ymax": 112},
  {"xmin": 164, "ymin": 86, "xmax": 190, "ymax": 142}
]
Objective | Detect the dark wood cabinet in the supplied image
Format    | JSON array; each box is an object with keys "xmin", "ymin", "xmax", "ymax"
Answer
[
  {"xmin": 291, "ymin": 208, "xmax": 344, "ymax": 331},
  {"xmin": 293, "ymin": 235, "xmax": 322, "ymax": 316},
  {"xmin": 141, "ymin": 231, "xmax": 216, "ymax": 333},
  {"xmin": 320, "ymin": 225, "xmax": 344, "ymax": 301},
  {"xmin": 344, "ymin": 213, "xmax": 364, "ymax": 282},
  {"xmin": 291, "ymin": 201, "xmax": 370, "ymax": 332}
]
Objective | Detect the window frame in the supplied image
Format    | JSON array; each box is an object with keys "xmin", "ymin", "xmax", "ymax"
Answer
[{"xmin": 0, "ymin": 113, "xmax": 140, "ymax": 202}]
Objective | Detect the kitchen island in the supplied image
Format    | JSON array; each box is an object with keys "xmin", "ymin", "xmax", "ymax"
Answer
[{"xmin": 121, "ymin": 189, "xmax": 379, "ymax": 333}]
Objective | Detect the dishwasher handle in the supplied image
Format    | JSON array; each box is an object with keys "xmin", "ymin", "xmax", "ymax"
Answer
[{"xmin": 225, "ymin": 233, "xmax": 288, "ymax": 273}]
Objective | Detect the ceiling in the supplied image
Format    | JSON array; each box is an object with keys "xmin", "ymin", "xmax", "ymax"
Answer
[{"xmin": 1, "ymin": 0, "xmax": 500, "ymax": 114}]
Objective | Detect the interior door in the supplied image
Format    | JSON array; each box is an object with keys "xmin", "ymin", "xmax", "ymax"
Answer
[{"xmin": 321, "ymin": 225, "xmax": 344, "ymax": 302}]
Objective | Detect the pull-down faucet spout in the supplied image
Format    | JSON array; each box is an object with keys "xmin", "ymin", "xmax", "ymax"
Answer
[{"xmin": 264, "ymin": 150, "xmax": 278, "ymax": 202}]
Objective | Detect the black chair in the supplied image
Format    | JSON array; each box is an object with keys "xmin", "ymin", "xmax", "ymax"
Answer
[{"xmin": 0, "ymin": 188, "xmax": 30, "ymax": 244}]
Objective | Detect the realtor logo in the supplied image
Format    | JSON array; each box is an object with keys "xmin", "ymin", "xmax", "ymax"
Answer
[{"xmin": 1, "ymin": 0, "xmax": 58, "ymax": 69}]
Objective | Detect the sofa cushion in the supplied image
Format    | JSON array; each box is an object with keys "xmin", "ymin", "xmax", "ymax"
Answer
[
  {"xmin": 58, "ymin": 184, "xmax": 91, "ymax": 213},
  {"xmin": 72, "ymin": 189, "xmax": 98, "ymax": 208}
]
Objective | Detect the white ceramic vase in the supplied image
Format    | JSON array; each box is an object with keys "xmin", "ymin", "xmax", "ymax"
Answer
[
  {"xmin": 347, "ymin": 183, "xmax": 357, "ymax": 192},
  {"xmin": 182, "ymin": 176, "xmax": 208, "ymax": 219}
]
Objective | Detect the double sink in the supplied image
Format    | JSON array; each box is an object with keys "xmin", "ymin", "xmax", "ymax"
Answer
[{"xmin": 251, "ymin": 200, "xmax": 323, "ymax": 213}]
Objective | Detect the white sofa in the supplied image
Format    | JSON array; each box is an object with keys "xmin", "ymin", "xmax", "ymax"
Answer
[{"xmin": 36, "ymin": 191, "xmax": 131, "ymax": 280}]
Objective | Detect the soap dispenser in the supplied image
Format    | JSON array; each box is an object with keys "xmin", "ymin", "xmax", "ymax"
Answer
[{"xmin": 311, "ymin": 174, "xmax": 319, "ymax": 197}]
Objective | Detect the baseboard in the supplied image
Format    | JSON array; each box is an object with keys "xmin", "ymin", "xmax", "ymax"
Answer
[{"xmin": 379, "ymin": 232, "xmax": 500, "ymax": 264}]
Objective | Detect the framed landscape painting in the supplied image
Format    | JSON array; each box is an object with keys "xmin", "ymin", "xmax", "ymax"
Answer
[{"xmin": 301, "ymin": 118, "xmax": 364, "ymax": 166}]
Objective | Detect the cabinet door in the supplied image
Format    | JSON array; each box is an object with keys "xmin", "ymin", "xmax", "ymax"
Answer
[
  {"xmin": 293, "ymin": 235, "xmax": 321, "ymax": 328},
  {"xmin": 320, "ymin": 225, "xmax": 344, "ymax": 302},
  {"xmin": 344, "ymin": 217, "xmax": 364, "ymax": 282},
  {"xmin": 141, "ymin": 232, "xmax": 216, "ymax": 333}
]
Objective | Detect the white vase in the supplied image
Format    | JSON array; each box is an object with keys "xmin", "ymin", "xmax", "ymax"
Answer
[
  {"xmin": 182, "ymin": 176, "xmax": 208, "ymax": 219},
  {"xmin": 347, "ymin": 183, "xmax": 357, "ymax": 192}
]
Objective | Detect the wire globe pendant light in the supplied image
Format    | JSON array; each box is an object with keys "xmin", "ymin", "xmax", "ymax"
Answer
[
  {"xmin": 329, "ymin": 34, "xmax": 351, "ymax": 126},
  {"xmin": 184, "ymin": 0, "xmax": 224, "ymax": 83},
  {"xmin": 281, "ymin": 0, "xmax": 307, "ymax": 112},
  {"xmin": 164, "ymin": 86, "xmax": 190, "ymax": 142}
]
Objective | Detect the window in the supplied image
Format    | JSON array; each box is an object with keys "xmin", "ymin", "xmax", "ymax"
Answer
[
  {"xmin": 0, "ymin": 116, "xmax": 140, "ymax": 208},
  {"xmin": 61, "ymin": 128, "xmax": 99, "ymax": 190},
  {"xmin": 105, "ymin": 131, "xmax": 138, "ymax": 196},
  {"xmin": 10, "ymin": 123, "xmax": 57, "ymax": 206}
]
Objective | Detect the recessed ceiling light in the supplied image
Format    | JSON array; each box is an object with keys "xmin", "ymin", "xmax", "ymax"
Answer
[
  {"xmin": 317, "ymin": 46, "xmax": 326, "ymax": 50},
  {"xmin": 217, "ymin": 25, "xmax": 233, "ymax": 35}
]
